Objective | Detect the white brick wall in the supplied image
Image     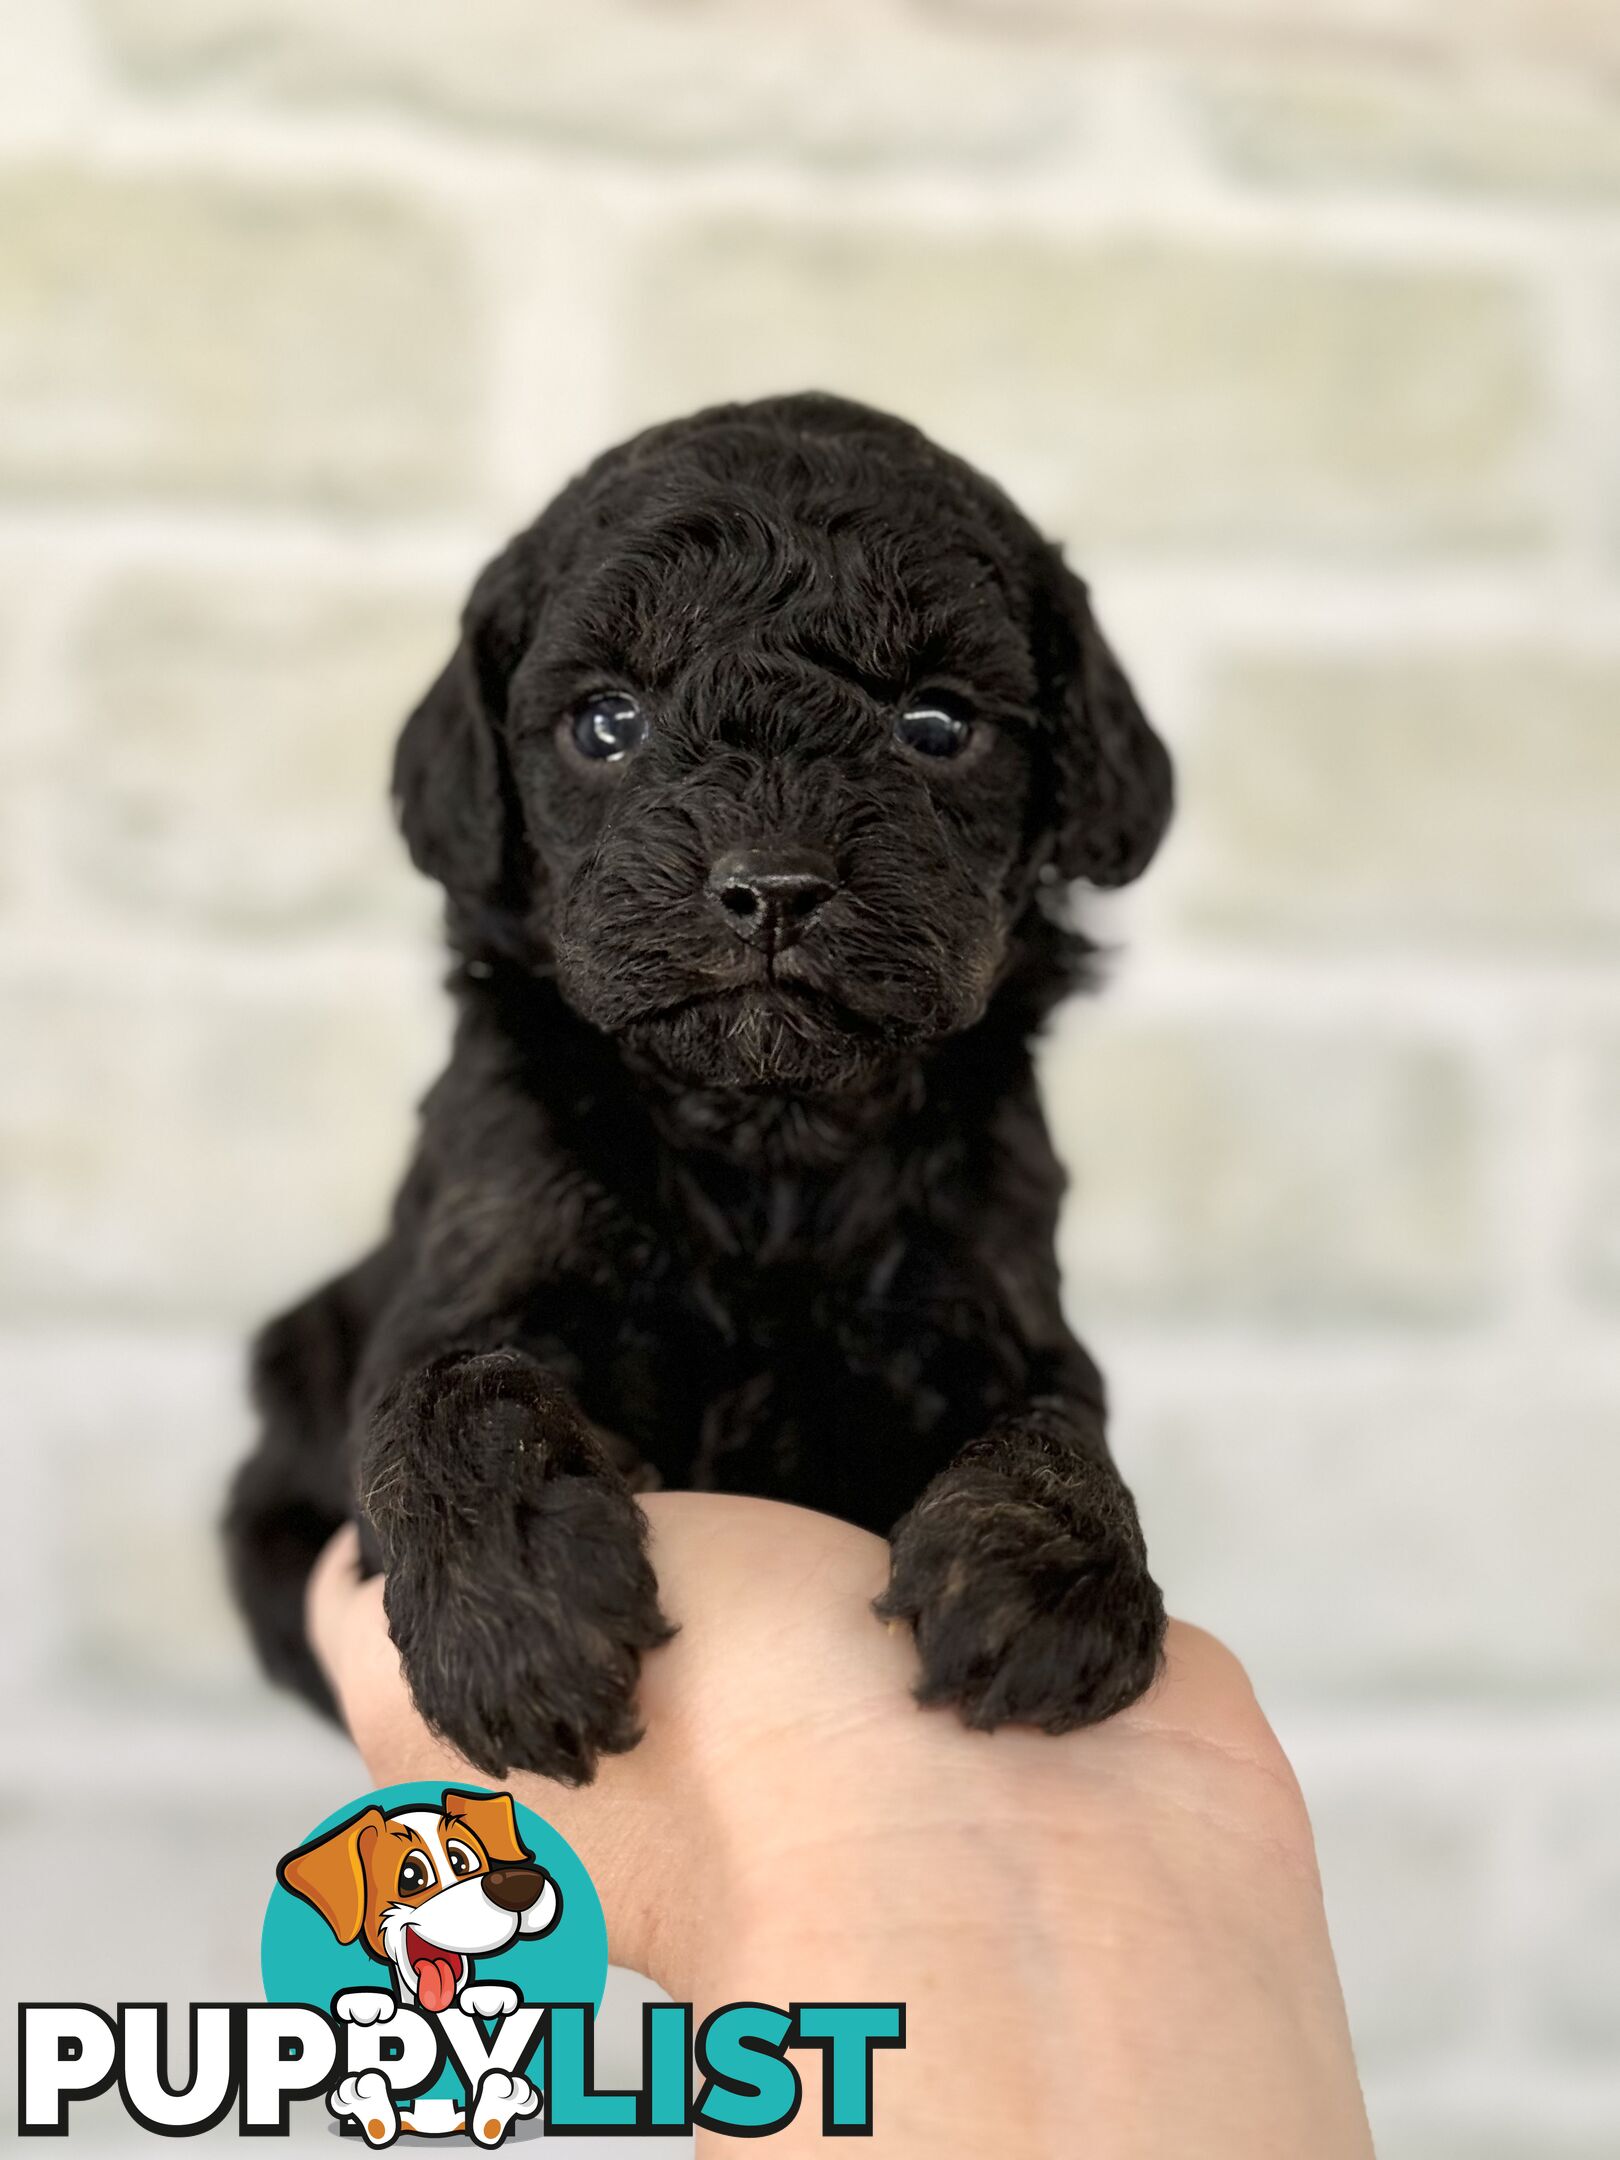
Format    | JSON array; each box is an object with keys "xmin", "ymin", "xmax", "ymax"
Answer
[{"xmin": 3, "ymin": 4, "xmax": 1617, "ymax": 2150}]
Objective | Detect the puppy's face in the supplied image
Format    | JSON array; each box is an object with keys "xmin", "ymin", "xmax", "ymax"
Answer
[
  {"xmin": 396, "ymin": 396, "xmax": 1172, "ymax": 1093},
  {"xmin": 515, "ymin": 483, "xmax": 1041, "ymax": 1094}
]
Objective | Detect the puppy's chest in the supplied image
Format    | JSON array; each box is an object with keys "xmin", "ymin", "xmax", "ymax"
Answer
[{"xmin": 581, "ymin": 1233, "xmax": 1024, "ymax": 1531}]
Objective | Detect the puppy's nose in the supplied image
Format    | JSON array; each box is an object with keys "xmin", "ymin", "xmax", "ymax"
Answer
[
  {"xmin": 483, "ymin": 1865, "xmax": 547, "ymax": 1913},
  {"xmin": 708, "ymin": 848, "xmax": 838, "ymax": 951}
]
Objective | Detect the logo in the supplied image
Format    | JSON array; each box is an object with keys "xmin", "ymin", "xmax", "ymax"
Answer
[
  {"xmin": 264, "ymin": 1781, "xmax": 604, "ymax": 2141},
  {"xmin": 19, "ymin": 1782, "xmax": 904, "ymax": 2142}
]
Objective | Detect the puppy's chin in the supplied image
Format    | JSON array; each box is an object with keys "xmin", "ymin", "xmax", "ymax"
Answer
[{"xmin": 619, "ymin": 989, "xmax": 898, "ymax": 1096}]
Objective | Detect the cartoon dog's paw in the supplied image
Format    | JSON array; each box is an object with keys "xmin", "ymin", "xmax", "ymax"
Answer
[
  {"xmin": 330, "ymin": 2070, "xmax": 399, "ymax": 2147},
  {"xmin": 375, "ymin": 1353, "xmax": 674, "ymax": 1785},
  {"xmin": 877, "ymin": 1493, "xmax": 1166, "ymax": 1734},
  {"xmin": 469, "ymin": 2069, "xmax": 540, "ymax": 2147},
  {"xmin": 460, "ymin": 1981, "xmax": 521, "ymax": 2020},
  {"xmin": 333, "ymin": 1989, "xmax": 398, "ymax": 2027}
]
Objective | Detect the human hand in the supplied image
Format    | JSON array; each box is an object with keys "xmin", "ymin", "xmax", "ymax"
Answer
[{"xmin": 309, "ymin": 1493, "xmax": 1372, "ymax": 2158}]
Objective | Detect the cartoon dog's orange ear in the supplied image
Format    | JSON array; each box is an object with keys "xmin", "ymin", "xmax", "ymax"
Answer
[
  {"xmin": 443, "ymin": 1789, "xmax": 530, "ymax": 1867},
  {"xmin": 277, "ymin": 1807, "xmax": 386, "ymax": 1944}
]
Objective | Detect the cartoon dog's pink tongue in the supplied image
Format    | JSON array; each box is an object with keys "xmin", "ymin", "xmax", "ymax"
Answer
[{"xmin": 405, "ymin": 1928, "xmax": 463, "ymax": 2013}]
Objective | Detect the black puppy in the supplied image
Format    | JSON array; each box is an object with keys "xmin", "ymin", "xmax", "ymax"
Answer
[{"xmin": 228, "ymin": 392, "xmax": 1173, "ymax": 1783}]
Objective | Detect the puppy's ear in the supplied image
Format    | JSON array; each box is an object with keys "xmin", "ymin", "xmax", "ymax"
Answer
[
  {"xmin": 1037, "ymin": 551, "xmax": 1173, "ymax": 887},
  {"xmin": 277, "ymin": 1806, "xmax": 385, "ymax": 1945},
  {"xmin": 391, "ymin": 540, "xmax": 535, "ymax": 906},
  {"xmin": 443, "ymin": 1788, "xmax": 531, "ymax": 1867}
]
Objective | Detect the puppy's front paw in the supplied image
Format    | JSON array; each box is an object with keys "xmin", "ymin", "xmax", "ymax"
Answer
[
  {"xmin": 372, "ymin": 1353, "xmax": 673, "ymax": 1785},
  {"xmin": 390, "ymin": 1487, "xmax": 673, "ymax": 1783},
  {"xmin": 876, "ymin": 1492, "xmax": 1165, "ymax": 1734}
]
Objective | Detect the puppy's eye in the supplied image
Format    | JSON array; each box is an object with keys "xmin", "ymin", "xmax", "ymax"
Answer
[
  {"xmin": 446, "ymin": 1842, "xmax": 478, "ymax": 1878},
  {"xmin": 569, "ymin": 691, "xmax": 646, "ymax": 762},
  {"xmin": 398, "ymin": 1855, "xmax": 431, "ymax": 1897},
  {"xmin": 895, "ymin": 693, "xmax": 974, "ymax": 760}
]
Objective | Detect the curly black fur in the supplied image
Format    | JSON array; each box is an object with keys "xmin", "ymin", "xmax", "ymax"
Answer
[{"xmin": 226, "ymin": 392, "xmax": 1173, "ymax": 1782}]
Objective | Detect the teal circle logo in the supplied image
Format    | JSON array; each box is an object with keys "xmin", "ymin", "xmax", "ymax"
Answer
[
  {"xmin": 262, "ymin": 1782, "xmax": 607, "ymax": 2014},
  {"xmin": 261, "ymin": 1782, "xmax": 607, "ymax": 2132}
]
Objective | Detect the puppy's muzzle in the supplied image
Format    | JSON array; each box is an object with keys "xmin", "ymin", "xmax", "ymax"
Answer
[{"xmin": 482, "ymin": 1864, "xmax": 549, "ymax": 1914}]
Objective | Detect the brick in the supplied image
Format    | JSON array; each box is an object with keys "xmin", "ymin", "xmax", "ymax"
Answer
[
  {"xmin": 0, "ymin": 169, "xmax": 475, "ymax": 506},
  {"xmin": 0, "ymin": 1791, "xmax": 315, "ymax": 2012},
  {"xmin": 0, "ymin": 1330, "xmax": 253, "ymax": 1703},
  {"xmin": 1307, "ymin": 1774, "xmax": 1489, "ymax": 2065},
  {"xmin": 1178, "ymin": 651, "xmax": 1620, "ymax": 949},
  {"xmin": 92, "ymin": 0, "xmax": 1089, "ymax": 165},
  {"xmin": 0, "ymin": 604, "xmax": 21, "ymax": 917},
  {"xmin": 72, "ymin": 573, "xmax": 454, "ymax": 931},
  {"xmin": 622, "ymin": 224, "xmax": 1546, "ymax": 552},
  {"xmin": 1045, "ymin": 1015, "xmax": 1490, "ymax": 1323},
  {"xmin": 1518, "ymin": 1766, "xmax": 1620, "ymax": 2059},
  {"xmin": 1185, "ymin": 58, "xmax": 1620, "ymax": 200},
  {"xmin": 929, "ymin": 0, "xmax": 1620, "ymax": 73},
  {"xmin": 0, "ymin": 970, "xmax": 444, "ymax": 1321},
  {"xmin": 0, "ymin": 7, "xmax": 89, "ymax": 132},
  {"xmin": 1575, "ymin": 1037, "xmax": 1620, "ymax": 1310},
  {"xmin": 0, "ymin": 1340, "xmax": 58, "ymax": 1708},
  {"xmin": 1120, "ymin": 1378, "xmax": 1620, "ymax": 1699}
]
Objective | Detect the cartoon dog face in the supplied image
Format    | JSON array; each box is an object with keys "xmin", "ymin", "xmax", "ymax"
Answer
[{"xmin": 278, "ymin": 1789, "xmax": 561, "ymax": 2013}]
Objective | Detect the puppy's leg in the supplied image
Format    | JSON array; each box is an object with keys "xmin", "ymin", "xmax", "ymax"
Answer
[
  {"xmin": 226, "ymin": 1261, "xmax": 384, "ymax": 1717},
  {"xmin": 359, "ymin": 1348, "xmax": 672, "ymax": 1784},
  {"xmin": 225, "ymin": 1444, "xmax": 342, "ymax": 1719},
  {"xmin": 875, "ymin": 1400, "xmax": 1165, "ymax": 1733}
]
